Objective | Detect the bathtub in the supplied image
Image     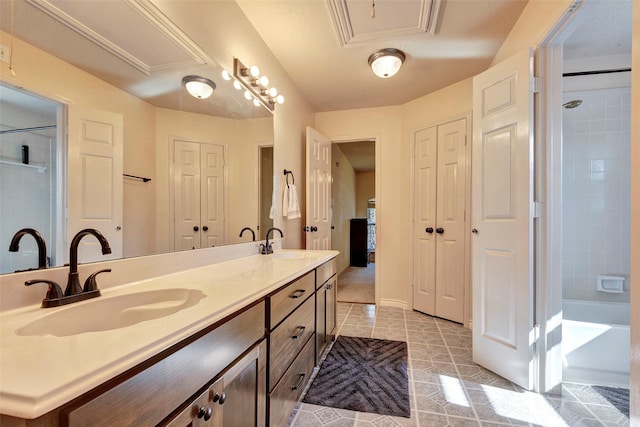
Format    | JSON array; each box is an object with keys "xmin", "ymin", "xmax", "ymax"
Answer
[{"xmin": 562, "ymin": 300, "xmax": 630, "ymax": 387}]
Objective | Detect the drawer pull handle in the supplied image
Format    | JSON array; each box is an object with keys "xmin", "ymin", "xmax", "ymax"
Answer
[
  {"xmin": 292, "ymin": 373, "xmax": 306, "ymax": 391},
  {"xmin": 292, "ymin": 326, "xmax": 306, "ymax": 339},
  {"xmin": 289, "ymin": 289, "xmax": 306, "ymax": 299}
]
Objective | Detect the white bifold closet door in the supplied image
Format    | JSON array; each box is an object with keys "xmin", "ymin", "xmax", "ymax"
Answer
[
  {"xmin": 173, "ymin": 139, "xmax": 225, "ymax": 250},
  {"xmin": 413, "ymin": 118, "xmax": 467, "ymax": 323}
]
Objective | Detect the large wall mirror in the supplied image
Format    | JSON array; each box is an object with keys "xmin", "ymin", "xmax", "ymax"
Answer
[{"xmin": 0, "ymin": 0, "xmax": 274, "ymax": 274}]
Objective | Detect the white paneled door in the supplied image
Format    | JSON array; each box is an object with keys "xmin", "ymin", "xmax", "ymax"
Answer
[
  {"xmin": 173, "ymin": 139, "xmax": 225, "ymax": 250},
  {"xmin": 305, "ymin": 127, "xmax": 331, "ymax": 250},
  {"xmin": 413, "ymin": 118, "xmax": 467, "ymax": 323},
  {"xmin": 472, "ymin": 49, "xmax": 535, "ymax": 390},
  {"xmin": 67, "ymin": 106, "xmax": 123, "ymax": 264}
]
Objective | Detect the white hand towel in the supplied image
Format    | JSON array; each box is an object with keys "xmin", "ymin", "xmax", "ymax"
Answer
[
  {"xmin": 282, "ymin": 184, "xmax": 290, "ymax": 217},
  {"xmin": 286, "ymin": 184, "xmax": 301, "ymax": 219}
]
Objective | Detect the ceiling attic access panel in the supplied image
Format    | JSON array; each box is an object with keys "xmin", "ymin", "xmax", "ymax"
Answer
[{"xmin": 326, "ymin": 0, "xmax": 442, "ymax": 47}]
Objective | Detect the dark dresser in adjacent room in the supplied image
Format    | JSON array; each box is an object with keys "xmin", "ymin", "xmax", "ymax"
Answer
[{"xmin": 349, "ymin": 218, "xmax": 368, "ymax": 267}]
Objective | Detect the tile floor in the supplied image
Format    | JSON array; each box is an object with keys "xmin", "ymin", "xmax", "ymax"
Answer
[{"xmin": 287, "ymin": 303, "xmax": 630, "ymax": 427}]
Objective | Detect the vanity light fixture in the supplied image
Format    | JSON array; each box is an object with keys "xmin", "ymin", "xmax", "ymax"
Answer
[
  {"xmin": 232, "ymin": 57, "xmax": 284, "ymax": 112},
  {"xmin": 368, "ymin": 48, "xmax": 406, "ymax": 78},
  {"xmin": 182, "ymin": 75, "xmax": 216, "ymax": 99}
]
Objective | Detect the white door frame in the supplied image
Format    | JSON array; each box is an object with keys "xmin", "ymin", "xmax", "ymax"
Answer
[
  {"xmin": 410, "ymin": 113, "xmax": 472, "ymax": 327},
  {"xmin": 168, "ymin": 136, "xmax": 228, "ymax": 251},
  {"xmin": 535, "ymin": 0, "xmax": 600, "ymax": 394},
  {"xmin": 330, "ymin": 134, "xmax": 381, "ymax": 306}
]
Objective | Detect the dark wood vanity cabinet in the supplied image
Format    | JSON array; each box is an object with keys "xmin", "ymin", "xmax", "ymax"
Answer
[
  {"xmin": 1, "ymin": 258, "xmax": 338, "ymax": 427},
  {"xmin": 63, "ymin": 302, "xmax": 266, "ymax": 427}
]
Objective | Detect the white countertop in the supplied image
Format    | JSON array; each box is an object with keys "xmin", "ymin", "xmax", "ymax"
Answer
[{"xmin": 0, "ymin": 250, "xmax": 338, "ymax": 419}]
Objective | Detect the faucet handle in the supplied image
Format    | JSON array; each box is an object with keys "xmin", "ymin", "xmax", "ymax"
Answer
[
  {"xmin": 83, "ymin": 268, "xmax": 111, "ymax": 292},
  {"xmin": 25, "ymin": 279, "xmax": 64, "ymax": 300}
]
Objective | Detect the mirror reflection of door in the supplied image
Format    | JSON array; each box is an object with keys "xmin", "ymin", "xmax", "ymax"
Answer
[
  {"xmin": 258, "ymin": 145, "xmax": 273, "ymax": 241},
  {"xmin": 67, "ymin": 105, "xmax": 124, "ymax": 264},
  {"xmin": 172, "ymin": 139, "xmax": 226, "ymax": 250},
  {"xmin": 0, "ymin": 84, "xmax": 62, "ymax": 273}
]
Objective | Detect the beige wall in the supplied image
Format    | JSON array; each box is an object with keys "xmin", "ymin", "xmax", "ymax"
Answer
[
  {"xmin": 0, "ymin": 31, "xmax": 157, "ymax": 260},
  {"xmin": 316, "ymin": 80, "xmax": 474, "ymax": 307},
  {"xmin": 331, "ymin": 144, "xmax": 356, "ymax": 273},
  {"xmin": 272, "ymin": 98, "xmax": 315, "ymax": 249},
  {"xmin": 355, "ymin": 172, "xmax": 375, "ymax": 218},
  {"xmin": 630, "ymin": 1, "xmax": 639, "ymax": 423},
  {"xmin": 316, "ymin": 106, "xmax": 405, "ymax": 305}
]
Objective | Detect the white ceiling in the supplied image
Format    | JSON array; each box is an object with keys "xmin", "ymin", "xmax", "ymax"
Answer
[{"xmin": 237, "ymin": 0, "xmax": 528, "ymax": 112}]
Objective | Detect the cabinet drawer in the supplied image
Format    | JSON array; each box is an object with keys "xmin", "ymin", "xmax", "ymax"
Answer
[
  {"xmin": 64, "ymin": 302, "xmax": 265, "ymax": 426},
  {"xmin": 316, "ymin": 258, "xmax": 337, "ymax": 289},
  {"xmin": 268, "ymin": 335, "xmax": 315, "ymax": 427},
  {"xmin": 269, "ymin": 271, "xmax": 315, "ymax": 328},
  {"xmin": 269, "ymin": 296, "xmax": 315, "ymax": 389}
]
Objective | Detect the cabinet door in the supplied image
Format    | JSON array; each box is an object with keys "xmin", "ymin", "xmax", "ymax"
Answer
[
  {"xmin": 315, "ymin": 275, "xmax": 337, "ymax": 364},
  {"xmin": 217, "ymin": 340, "xmax": 267, "ymax": 427},
  {"xmin": 325, "ymin": 276, "xmax": 337, "ymax": 340},
  {"xmin": 165, "ymin": 340, "xmax": 266, "ymax": 427},
  {"xmin": 315, "ymin": 285, "xmax": 327, "ymax": 365}
]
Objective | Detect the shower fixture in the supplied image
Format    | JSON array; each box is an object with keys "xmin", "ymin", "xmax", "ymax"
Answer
[{"xmin": 562, "ymin": 100, "xmax": 583, "ymax": 109}]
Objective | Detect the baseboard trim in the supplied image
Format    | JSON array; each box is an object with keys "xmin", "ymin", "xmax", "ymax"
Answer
[{"xmin": 379, "ymin": 299, "xmax": 409, "ymax": 310}]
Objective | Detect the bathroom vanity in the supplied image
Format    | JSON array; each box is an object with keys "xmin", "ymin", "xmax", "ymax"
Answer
[{"xmin": 0, "ymin": 249, "xmax": 338, "ymax": 427}]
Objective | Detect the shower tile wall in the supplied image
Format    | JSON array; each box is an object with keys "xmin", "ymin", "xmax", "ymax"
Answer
[
  {"xmin": 562, "ymin": 87, "xmax": 631, "ymax": 303},
  {"xmin": 0, "ymin": 106, "xmax": 55, "ymax": 273}
]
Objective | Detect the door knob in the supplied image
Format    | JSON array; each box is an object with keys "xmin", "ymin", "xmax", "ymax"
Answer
[
  {"xmin": 311, "ymin": 226, "xmax": 318, "ymax": 232},
  {"xmin": 436, "ymin": 227, "xmax": 444, "ymax": 234},
  {"xmin": 202, "ymin": 226, "xmax": 209, "ymax": 231},
  {"xmin": 193, "ymin": 226, "xmax": 199, "ymax": 232},
  {"xmin": 472, "ymin": 228, "xmax": 478, "ymax": 234},
  {"xmin": 425, "ymin": 227, "xmax": 434, "ymax": 234},
  {"xmin": 197, "ymin": 406, "xmax": 212, "ymax": 421}
]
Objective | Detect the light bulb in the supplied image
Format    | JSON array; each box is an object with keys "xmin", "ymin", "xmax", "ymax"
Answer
[
  {"xmin": 249, "ymin": 65, "xmax": 260, "ymax": 77},
  {"xmin": 233, "ymin": 80, "xmax": 242, "ymax": 90},
  {"xmin": 268, "ymin": 87, "xmax": 278, "ymax": 97},
  {"xmin": 276, "ymin": 95, "xmax": 285, "ymax": 105},
  {"xmin": 253, "ymin": 99, "xmax": 261, "ymax": 107},
  {"xmin": 221, "ymin": 70, "xmax": 231, "ymax": 80},
  {"xmin": 259, "ymin": 76, "xmax": 269, "ymax": 87},
  {"xmin": 244, "ymin": 90, "xmax": 252, "ymax": 100}
]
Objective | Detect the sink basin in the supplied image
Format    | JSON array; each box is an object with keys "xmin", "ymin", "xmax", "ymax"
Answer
[
  {"xmin": 270, "ymin": 251, "xmax": 307, "ymax": 260},
  {"xmin": 16, "ymin": 288, "xmax": 206, "ymax": 337}
]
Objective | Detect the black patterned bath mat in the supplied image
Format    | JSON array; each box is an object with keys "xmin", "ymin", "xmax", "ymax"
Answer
[
  {"xmin": 303, "ymin": 335, "xmax": 410, "ymax": 418},
  {"xmin": 592, "ymin": 385, "xmax": 629, "ymax": 417}
]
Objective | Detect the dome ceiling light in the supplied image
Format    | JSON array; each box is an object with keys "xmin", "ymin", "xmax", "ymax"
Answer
[
  {"xmin": 368, "ymin": 48, "xmax": 406, "ymax": 78},
  {"xmin": 182, "ymin": 75, "xmax": 216, "ymax": 99}
]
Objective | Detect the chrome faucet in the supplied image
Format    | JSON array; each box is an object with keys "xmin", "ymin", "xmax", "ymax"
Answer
[
  {"xmin": 239, "ymin": 227, "xmax": 256, "ymax": 241},
  {"xmin": 261, "ymin": 227, "xmax": 283, "ymax": 255},
  {"xmin": 65, "ymin": 228, "xmax": 112, "ymax": 296},
  {"xmin": 8, "ymin": 228, "xmax": 48, "ymax": 270}
]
